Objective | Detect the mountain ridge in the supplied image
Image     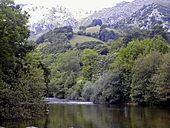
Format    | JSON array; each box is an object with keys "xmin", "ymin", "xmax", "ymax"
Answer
[
  {"xmin": 20, "ymin": 3, "xmax": 94, "ymax": 35},
  {"xmin": 21, "ymin": 0, "xmax": 170, "ymax": 35},
  {"xmin": 114, "ymin": 3, "xmax": 170, "ymax": 32},
  {"xmin": 80, "ymin": 0, "xmax": 170, "ymax": 26}
]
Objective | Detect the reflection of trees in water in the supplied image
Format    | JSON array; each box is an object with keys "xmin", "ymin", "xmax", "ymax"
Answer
[
  {"xmin": 2, "ymin": 105, "xmax": 170, "ymax": 128},
  {"xmin": 47, "ymin": 105, "xmax": 97, "ymax": 128},
  {"xmin": 46, "ymin": 105, "xmax": 170, "ymax": 128},
  {"xmin": 81, "ymin": 105, "xmax": 170, "ymax": 128},
  {"xmin": 129, "ymin": 107, "xmax": 170, "ymax": 128},
  {"xmin": 81, "ymin": 105, "xmax": 129, "ymax": 128},
  {"xmin": 44, "ymin": 114, "xmax": 49, "ymax": 128}
]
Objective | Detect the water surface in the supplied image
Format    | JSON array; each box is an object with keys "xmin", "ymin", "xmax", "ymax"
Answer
[{"xmin": 1, "ymin": 104, "xmax": 170, "ymax": 128}]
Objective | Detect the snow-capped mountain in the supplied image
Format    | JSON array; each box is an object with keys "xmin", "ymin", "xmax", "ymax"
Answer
[
  {"xmin": 18, "ymin": 0, "xmax": 170, "ymax": 35},
  {"xmin": 19, "ymin": 3, "xmax": 94, "ymax": 35},
  {"xmin": 115, "ymin": 3, "xmax": 170, "ymax": 32},
  {"xmin": 21, "ymin": 4, "xmax": 77, "ymax": 35},
  {"xmin": 80, "ymin": 0, "xmax": 170, "ymax": 26}
]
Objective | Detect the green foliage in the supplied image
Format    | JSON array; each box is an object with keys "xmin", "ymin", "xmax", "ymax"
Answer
[
  {"xmin": 0, "ymin": 1, "xmax": 45, "ymax": 119},
  {"xmin": 48, "ymin": 50, "xmax": 81, "ymax": 98},
  {"xmin": 131, "ymin": 51, "xmax": 170, "ymax": 105},
  {"xmin": 90, "ymin": 69, "xmax": 126, "ymax": 104},
  {"xmin": 81, "ymin": 49, "xmax": 98, "ymax": 80},
  {"xmin": 99, "ymin": 28, "xmax": 118, "ymax": 42},
  {"xmin": 0, "ymin": 53, "xmax": 45, "ymax": 119},
  {"xmin": 70, "ymin": 35, "xmax": 103, "ymax": 46},
  {"xmin": 122, "ymin": 26, "xmax": 169, "ymax": 46},
  {"xmin": 57, "ymin": 50, "xmax": 80, "ymax": 73},
  {"xmin": 35, "ymin": 26, "xmax": 74, "ymax": 54},
  {"xmin": 75, "ymin": 41, "xmax": 109, "ymax": 56},
  {"xmin": 81, "ymin": 49, "xmax": 98, "ymax": 66},
  {"xmin": 112, "ymin": 38, "xmax": 169, "ymax": 71},
  {"xmin": 110, "ymin": 37, "xmax": 169, "ymax": 103},
  {"xmin": 0, "ymin": 0, "xmax": 30, "ymax": 70},
  {"xmin": 36, "ymin": 26, "xmax": 73, "ymax": 44},
  {"xmin": 82, "ymin": 82, "xmax": 93, "ymax": 101},
  {"xmin": 131, "ymin": 51, "xmax": 162, "ymax": 104},
  {"xmin": 150, "ymin": 53, "xmax": 170, "ymax": 104},
  {"xmin": 40, "ymin": 62, "xmax": 50, "ymax": 97},
  {"xmin": 31, "ymin": 15, "xmax": 170, "ymax": 107},
  {"xmin": 77, "ymin": 25, "xmax": 118, "ymax": 42},
  {"xmin": 122, "ymin": 28, "xmax": 147, "ymax": 46}
]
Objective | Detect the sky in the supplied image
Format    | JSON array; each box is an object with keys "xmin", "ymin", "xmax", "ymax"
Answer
[{"xmin": 15, "ymin": 0, "xmax": 133, "ymax": 11}]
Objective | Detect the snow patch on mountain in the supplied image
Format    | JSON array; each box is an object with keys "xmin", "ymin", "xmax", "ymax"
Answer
[{"xmin": 19, "ymin": 3, "xmax": 94, "ymax": 35}]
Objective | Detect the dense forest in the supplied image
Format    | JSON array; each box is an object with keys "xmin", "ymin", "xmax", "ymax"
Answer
[
  {"xmin": 0, "ymin": 0, "xmax": 170, "ymax": 120},
  {"xmin": 35, "ymin": 26, "xmax": 170, "ymax": 106}
]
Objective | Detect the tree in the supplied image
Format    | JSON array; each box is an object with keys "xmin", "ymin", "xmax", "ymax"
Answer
[
  {"xmin": 0, "ymin": 0, "xmax": 45, "ymax": 119},
  {"xmin": 0, "ymin": 52, "xmax": 45, "ymax": 119},
  {"xmin": 131, "ymin": 51, "xmax": 170, "ymax": 105},
  {"xmin": 90, "ymin": 19, "xmax": 102, "ymax": 27},
  {"xmin": 112, "ymin": 38, "xmax": 169, "ymax": 72},
  {"xmin": 57, "ymin": 50, "xmax": 80, "ymax": 73},
  {"xmin": 79, "ymin": 26, "xmax": 86, "ymax": 31},
  {"xmin": 91, "ymin": 69, "xmax": 126, "ymax": 104},
  {"xmin": 0, "ymin": 0, "xmax": 30, "ymax": 74},
  {"xmin": 131, "ymin": 51, "xmax": 162, "ymax": 104},
  {"xmin": 40, "ymin": 62, "xmax": 51, "ymax": 97},
  {"xmin": 80, "ymin": 49, "xmax": 98, "ymax": 80},
  {"xmin": 152, "ymin": 53, "xmax": 170, "ymax": 105},
  {"xmin": 111, "ymin": 37, "xmax": 169, "ymax": 102},
  {"xmin": 0, "ymin": 0, "xmax": 30, "ymax": 88},
  {"xmin": 99, "ymin": 29, "xmax": 117, "ymax": 42},
  {"xmin": 49, "ymin": 50, "xmax": 80, "ymax": 98},
  {"xmin": 82, "ymin": 82, "xmax": 93, "ymax": 101}
]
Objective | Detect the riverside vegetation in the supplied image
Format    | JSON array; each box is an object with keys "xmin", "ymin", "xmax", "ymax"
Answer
[
  {"xmin": 0, "ymin": 0, "xmax": 46, "ymax": 119},
  {"xmin": 0, "ymin": 0, "xmax": 170, "ymax": 120}
]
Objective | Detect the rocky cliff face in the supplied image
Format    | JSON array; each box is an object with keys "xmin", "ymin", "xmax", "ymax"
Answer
[
  {"xmin": 20, "ymin": 3, "xmax": 94, "ymax": 35},
  {"xmin": 115, "ymin": 3, "xmax": 170, "ymax": 32},
  {"xmin": 19, "ymin": 0, "xmax": 170, "ymax": 35},
  {"xmin": 80, "ymin": 0, "xmax": 170, "ymax": 26},
  {"xmin": 21, "ymin": 4, "xmax": 78, "ymax": 35}
]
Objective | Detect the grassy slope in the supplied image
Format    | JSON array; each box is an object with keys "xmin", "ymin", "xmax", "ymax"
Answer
[
  {"xmin": 70, "ymin": 35, "xmax": 103, "ymax": 46},
  {"xmin": 85, "ymin": 26, "xmax": 101, "ymax": 33},
  {"xmin": 85, "ymin": 26, "xmax": 125, "ymax": 36}
]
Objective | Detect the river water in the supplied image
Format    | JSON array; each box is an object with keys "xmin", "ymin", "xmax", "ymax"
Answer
[{"xmin": 1, "ymin": 102, "xmax": 170, "ymax": 128}]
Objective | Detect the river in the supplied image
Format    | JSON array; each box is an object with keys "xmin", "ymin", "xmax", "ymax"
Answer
[{"xmin": 1, "ymin": 99, "xmax": 170, "ymax": 128}]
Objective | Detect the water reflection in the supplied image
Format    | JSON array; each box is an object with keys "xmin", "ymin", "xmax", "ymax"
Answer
[
  {"xmin": 44, "ymin": 114, "xmax": 49, "ymax": 128},
  {"xmin": 1, "ymin": 105, "xmax": 170, "ymax": 128},
  {"xmin": 124, "ymin": 106, "xmax": 128, "ymax": 118}
]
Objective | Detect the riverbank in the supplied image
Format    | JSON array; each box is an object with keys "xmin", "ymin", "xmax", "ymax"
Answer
[{"xmin": 43, "ymin": 98, "xmax": 93, "ymax": 105}]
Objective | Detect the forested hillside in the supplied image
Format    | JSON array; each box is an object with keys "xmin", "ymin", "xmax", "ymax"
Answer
[{"xmin": 34, "ymin": 22, "xmax": 170, "ymax": 105}]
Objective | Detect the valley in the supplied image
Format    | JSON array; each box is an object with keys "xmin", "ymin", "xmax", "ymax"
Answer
[{"xmin": 0, "ymin": 0, "xmax": 170, "ymax": 127}]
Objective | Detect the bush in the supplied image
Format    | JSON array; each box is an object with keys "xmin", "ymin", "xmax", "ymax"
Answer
[
  {"xmin": 91, "ymin": 69, "xmax": 126, "ymax": 104},
  {"xmin": 90, "ymin": 19, "xmax": 103, "ymax": 27},
  {"xmin": 99, "ymin": 29, "xmax": 118, "ymax": 42},
  {"xmin": 82, "ymin": 82, "xmax": 94, "ymax": 101}
]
